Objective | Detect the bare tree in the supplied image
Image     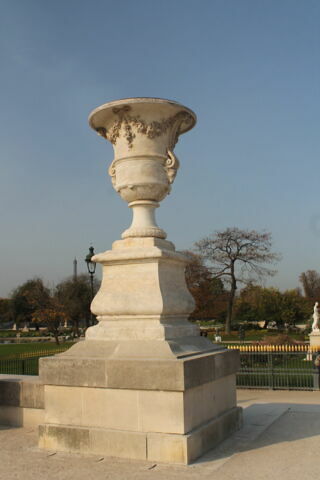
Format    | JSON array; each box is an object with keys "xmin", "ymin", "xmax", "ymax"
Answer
[
  {"xmin": 299, "ymin": 270, "xmax": 320, "ymax": 300},
  {"xmin": 195, "ymin": 228, "xmax": 280, "ymax": 333}
]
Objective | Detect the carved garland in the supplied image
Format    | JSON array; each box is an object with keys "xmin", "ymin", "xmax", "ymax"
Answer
[{"xmin": 95, "ymin": 106, "xmax": 193, "ymax": 149}]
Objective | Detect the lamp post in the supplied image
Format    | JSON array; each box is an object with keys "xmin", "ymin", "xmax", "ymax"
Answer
[{"xmin": 85, "ymin": 246, "xmax": 96, "ymax": 326}]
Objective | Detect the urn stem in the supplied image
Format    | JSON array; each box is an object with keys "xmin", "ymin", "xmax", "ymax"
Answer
[{"xmin": 122, "ymin": 200, "xmax": 166, "ymax": 239}]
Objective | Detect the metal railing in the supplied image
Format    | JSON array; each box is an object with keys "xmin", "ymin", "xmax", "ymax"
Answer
[
  {"xmin": 1, "ymin": 344, "xmax": 319, "ymax": 391},
  {"xmin": 0, "ymin": 346, "xmax": 71, "ymax": 375},
  {"xmin": 227, "ymin": 345, "xmax": 319, "ymax": 390}
]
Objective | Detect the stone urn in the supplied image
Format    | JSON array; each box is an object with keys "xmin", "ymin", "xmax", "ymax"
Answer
[{"xmin": 88, "ymin": 97, "xmax": 196, "ymax": 239}]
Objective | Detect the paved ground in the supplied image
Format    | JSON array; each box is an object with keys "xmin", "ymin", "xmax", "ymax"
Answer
[{"xmin": 1, "ymin": 389, "xmax": 320, "ymax": 480}]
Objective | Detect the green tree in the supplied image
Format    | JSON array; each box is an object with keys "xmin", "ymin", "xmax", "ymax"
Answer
[
  {"xmin": 235, "ymin": 285, "xmax": 282, "ymax": 326},
  {"xmin": 235, "ymin": 285, "xmax": 311, "ymax": 329},
  {"xmin": 55, "ymin": 274, "xmax": 99, "ymax": 334},
  {"xmin": 184, "ymin": 251, "xmax": 227, "ymax": 321},
  {"xmin": 10, "ymin": 278, "xmax": 51, "ymax": 328},
  {"xmin": 0, "ymin": 298, "xmax": 11, "ymax": 326},
  {"xmin": 195, "ymin": 228, "xmax": 280, "ymax": 333},
  {"xmin": 32, "ymin": 298, "xmax": 66, "ymax": 344},
  {"xmin": 279, "ymin": 289, "xmax": 311, "ymax": 327}
]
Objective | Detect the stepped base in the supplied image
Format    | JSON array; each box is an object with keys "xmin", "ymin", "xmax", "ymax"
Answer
[
  {"xmin": 39, "ymin": 346, "xmax": 242, "ymax": 464},
  {"xmin": 39, "ymin": 406, "xmax": 242, "ymax": 464}
]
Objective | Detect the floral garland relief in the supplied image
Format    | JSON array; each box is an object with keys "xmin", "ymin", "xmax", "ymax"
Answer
[{"xmin": 95, "ymin": 105, "xmax": 193, "ymax": 149}]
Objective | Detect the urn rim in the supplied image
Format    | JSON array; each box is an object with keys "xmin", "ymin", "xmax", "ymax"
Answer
[{"xmin": 88, "ymin": 97, "xmax": 196, "ymax": 134}]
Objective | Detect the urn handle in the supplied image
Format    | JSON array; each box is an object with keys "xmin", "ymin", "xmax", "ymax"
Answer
[
  {"xmin": 108, "ymin": 159, "xmax": 117, "ymax": 190},
  {"xmin": 165, "ymin": 150, "xmax": 180, "ymax": 184}
]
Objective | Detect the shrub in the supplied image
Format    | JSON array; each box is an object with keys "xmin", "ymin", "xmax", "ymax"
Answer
[{"xmin": 259, "ymin": 334, "xmax": 304, "ymax": 345}]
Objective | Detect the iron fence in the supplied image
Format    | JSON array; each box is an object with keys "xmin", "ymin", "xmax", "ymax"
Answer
[
  {"xmin": 227, "ymin": 345, "xmax": 319, "ymax": 391},
  {"xmin": 0, "ymin": 346, "xmax": 71, "ymax": 375},
  {"xmin": 1, "ymin": 344, "xmax": 319, "ymax": 391}
]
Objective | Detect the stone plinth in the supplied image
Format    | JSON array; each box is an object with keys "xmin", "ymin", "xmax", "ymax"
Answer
[
  {"xmin": 309, "ymin": 331, "xmax": 320, "ymax": 350},
  {"xmin": 38, "ymin": 98, "xmax": 242, "ymax": 463},
  {"xmin": 0, "ymin": 375, "xmax": 44, "ymax": 427},
  {"xmin": 39, "ymin": 347, "xmax": 241, "ymax": 463},
  {"xmin": 39, "ymin": 236, "xmax": 242, "ymax": 463}
]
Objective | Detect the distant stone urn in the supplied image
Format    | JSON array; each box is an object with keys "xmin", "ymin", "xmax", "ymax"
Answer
[{"xmin": 89, "ymin": 97, "xmax": 196, "ymax": 239}]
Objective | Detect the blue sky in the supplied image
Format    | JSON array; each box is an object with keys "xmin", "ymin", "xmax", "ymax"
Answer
[{"xmin": 0, "ymin": 0, "xmax": 319, "ymax": 296}]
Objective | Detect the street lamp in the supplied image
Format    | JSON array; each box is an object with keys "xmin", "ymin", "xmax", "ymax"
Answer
[{"xmin": 85, "ymin": 246, "xmax": 96, "ymax": 326}]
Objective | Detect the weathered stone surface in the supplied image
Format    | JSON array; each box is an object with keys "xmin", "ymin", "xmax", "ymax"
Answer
[
  {"xmin": 39, "ymin": 424, "xmax": 147, "ymax": 460},
  {"xmin": 39, "ymin": 424, "xmax": 90, "ymax": 452},
  {"xmin": 309, "ymin": 332, "xmax": 320, "ymax": 349},
  {"xmin": 39, "ymin": 356, "xmax": 108, "ymax": 388},
  {"xmin": 40, "ymin": 348, "xmax": 237, "ymax": 390},
  {"xmin": 0, "ymin": 375, "xmax": 44, "ymax": 409},
  {"xmin": 184, "ymin": 375, "xmax": 237, "ymax": 433},
  {"xmin": 0, "ymin": 405, "xmax": 44, "ymax": 427},
  {"xmin": 185, "ymin": 407, "xmax": 243, "ymax": 463},
  {"xmin": 90, "ymin": 245, "xmax": 196, "ymax": 319},
  {"xmin": 0, "ymin": 375, "xmax": 44, "ymax": 427},
  {"xmin": 43, "ymin": 374, "xmax": 237, "ymax": 435},
  {"xmin": 0, "ymin": 378, "xmax": 20, "ymax": 406},
  {"xmin": 39, "ymin": 406, "xmax": 242, "ymax": 464}
]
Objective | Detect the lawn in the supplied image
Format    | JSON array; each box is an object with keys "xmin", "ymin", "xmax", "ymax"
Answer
[
  {"xmin": 0, "ymin": 342, "xmax": 75, "ymax": 375},
  {"xmin": 0, "ymin": 342, "xmax": 74, "ymax": 357}
]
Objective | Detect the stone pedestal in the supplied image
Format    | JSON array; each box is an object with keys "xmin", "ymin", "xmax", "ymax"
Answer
[
  {"xmin": 39, "ymin": 347, "xmax": 240, "ymax": 463},
  {"xmin": 309, "ymin": 331, "xmax": 320, "ymax": 350},
  {"xmin": 38, "ymin": 98, "xmax": 242, "ymax": 464}
]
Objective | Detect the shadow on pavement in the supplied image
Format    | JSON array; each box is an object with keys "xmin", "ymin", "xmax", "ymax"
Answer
[{"xmin": 194, "ymin": 401, "xmax": 320, "ymax": 466}]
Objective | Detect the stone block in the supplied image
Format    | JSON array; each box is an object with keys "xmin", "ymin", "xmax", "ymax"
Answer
[
  {"xmin": 82, "ymin": 387, "xmax": 140, "ymax": 431},
  {"xmin": 90, "ymin": 428, "xmax": 146, "ymax": 459},
  {"xmin": 39, "ymin": 424, "xmax": 90, "ymax": 453},
  {"xmin": 183, "ymin": 349, "xmax": 240, "ymax": 389},
  {"xmin": 147, "ymin": 432, "xmax": 188, "ymax": 464},
  {"xmin": 44, "ymin": 385, "xmax": 83, "ymax": 425},
  {"xmin": 40, "ymin": 348, "xmax": 239, "ymax": 391},
  {"xmin": 39, "ymin": 407, "xmax": 242, "ymax": 465},
  {"xmin": 184, "ymin": 375, "xmax": 236, "ymax": 433},
  {"xmin": 139, "ymin": 390, "xmax": 184, "ymax": 434},
  {"xmin": 0, "ymin": 375, "xmax": 44, "ymax": 409},
  {"xmin": 43, "ymin": 373, "xmax": 237, "ymax": 436},
  {"xmin": 39, "ymin": 424, "xmax": 147, "ymax": 460},
  {"xmin": 0, "ymin": 379, "xmax": 20, "ymax": 406},
  {"xmin": 21, "ymin": 379, "xmax": 44, "ymax": 408},
  {"xmin": 186, "ymin": 406, "xmax": 243, "ymax": 463},
  {"xmin": 0, "ymin": 406, "xmax": 44, "ymax": 427},
  {"xmin": 146, "ymin": 407, "xmax": 242, "ymax": 464},
  {"xmin": 39, "ymin": 356, "xmax": 108, "ymax": 388}
]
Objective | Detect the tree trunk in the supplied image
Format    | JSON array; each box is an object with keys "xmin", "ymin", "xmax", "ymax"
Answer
[
  {"xmin": 225, "ymin": 266, "xmax": 237, "ymax": 334},
  {"xmin": 54, "ymin": 333, "xmax": 60, "ymax": 345}
]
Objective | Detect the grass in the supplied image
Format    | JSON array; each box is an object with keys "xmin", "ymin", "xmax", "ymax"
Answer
[
  {"xmin": 0, "ymin": 342, "xmax": 75, "ymax": 375},
  {"xmin": 0, "ymin": 342, "xmax": 74, "ymax": 357}
]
